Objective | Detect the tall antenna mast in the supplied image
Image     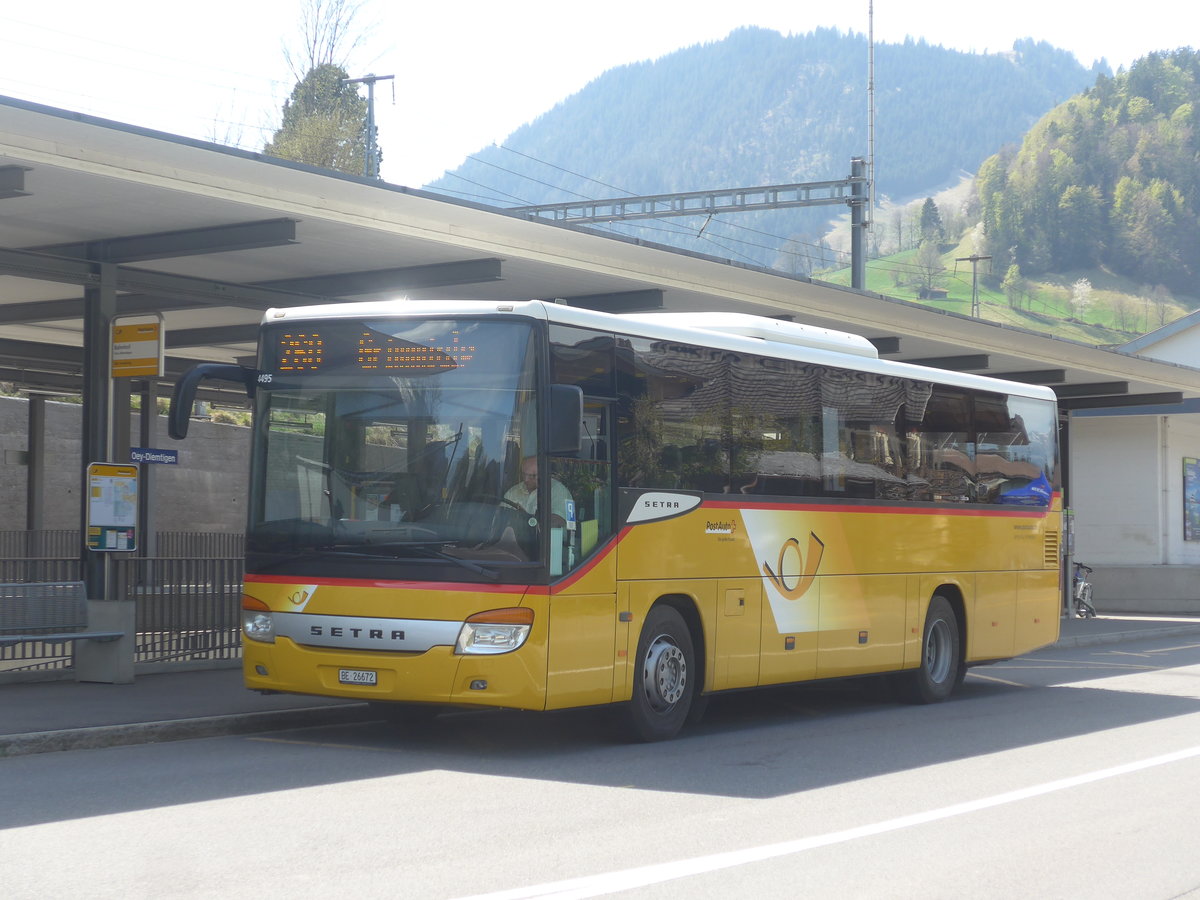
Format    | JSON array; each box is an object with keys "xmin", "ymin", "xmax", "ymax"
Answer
[{"xmin": 867, "ymin": 1, "xmax": 876, "ymax": 228}]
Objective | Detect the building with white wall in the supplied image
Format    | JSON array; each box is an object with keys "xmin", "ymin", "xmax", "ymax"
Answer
[{"xmin": 1070, "ymin": 313, "xmax": 1200, "ymax": 611}]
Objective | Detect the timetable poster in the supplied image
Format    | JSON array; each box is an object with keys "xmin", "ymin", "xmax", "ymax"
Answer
[
  {"xmin": 86, "ymin": 462, "xmax": 138, "ymax": 551},
  {"xmin": 1185, "ymin": 457, "xmax": 1200, "ymax": 542}
]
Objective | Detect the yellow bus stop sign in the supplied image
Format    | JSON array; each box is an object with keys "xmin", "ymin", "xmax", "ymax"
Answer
[{"xmin": 111, "ymin": 316, "xmax": 163, "ymax": 378}]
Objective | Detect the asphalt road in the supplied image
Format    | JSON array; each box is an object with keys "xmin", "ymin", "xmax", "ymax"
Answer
[{"xmin": 3, "ymin": 634, "xmax": 1200, "ymax": 899}]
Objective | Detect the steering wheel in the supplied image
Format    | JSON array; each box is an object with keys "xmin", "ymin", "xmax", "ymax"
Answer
[{"xmin": 472, "ymin": 493, "xmax": 533, "ymax": 517}]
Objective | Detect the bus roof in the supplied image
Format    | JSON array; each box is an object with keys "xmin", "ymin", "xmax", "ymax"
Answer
[{"xmin": 263, "ymin": 298, "xmax": 1058, "ymax": 402}]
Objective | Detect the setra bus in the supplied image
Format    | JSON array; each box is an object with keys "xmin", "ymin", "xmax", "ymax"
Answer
[{"xmin": 170, "ymin": 299, "xmax": 1062, "ymax": 740}]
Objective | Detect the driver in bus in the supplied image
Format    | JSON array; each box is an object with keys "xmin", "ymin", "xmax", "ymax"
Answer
[{"xmin": 505, "ymin": 455, "xmax": 573, "ymax": 528}]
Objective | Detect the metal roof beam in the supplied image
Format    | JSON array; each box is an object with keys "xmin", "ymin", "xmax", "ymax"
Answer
[
  {"xmin": 901, "ymin": 354, "xmax": 990, "ymax": 371},
  {"xmin": 0, "ymin": 166, "xmax": 31, "ymax": 199},
  {"xmin": 1054, "ymin": 381, "xmax": 1129, "ymax": 398},
  {"xmin": 0, "ymin": 336, "xmax": 253, "ymax": 379},
  {"xmin": 0, "ymin": 246, "xmax": 326, "ymax": 314},
  {"xmin": 1059, "ymin": 392, "xmax": 1182, "ymax": 410},
  {"xmin": 165, "ymin": 324, "xmax": 260, "ymax": 348},
  {"xmin": 0, "ymin": 337, "xmax": 84, "ymax": 366},
  {"xmin": 259, "ymin": 258, "xmax": 503, "ymax": 296},
  {"xmin": 991, "ymin": 369, "xmax": 1068, "ymax": 384},
  {"xmin": 867, "ymin": 336, "xmax": 900, "ymax": 354},
  {"xmin": 31, "ymin": 218, "xmax": 299, "ymax": 263},
  {"xmin": 0, "ymin": 258, "xmax": 507, "ymax": 326},
  {"xmin": 0, "ymin": 246, "xmax": 99, "ymax": 286},
  {"xmin": 115, "ymin": 264, "xmax": 325, "ymax": 308},
  {"xmin": 563, "ymin": 290, "xmax": 664, "ymax": 313}
]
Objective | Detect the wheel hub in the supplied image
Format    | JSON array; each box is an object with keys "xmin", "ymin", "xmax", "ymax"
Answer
[
  {"xmin": 643, "ymin": 635, "xmax": 687, "ymax": 711},
  {"xmin": 925, "ymin": 618, "xmax": 953, "ymax": 684}
]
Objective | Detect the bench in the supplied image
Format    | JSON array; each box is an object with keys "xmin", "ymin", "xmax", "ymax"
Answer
[{"xmin": 0, "ymin": 581, "xmax": 126, "ymax": 647}]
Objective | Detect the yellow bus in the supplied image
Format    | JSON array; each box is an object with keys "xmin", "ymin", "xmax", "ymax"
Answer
[{"xmin": 171, "ymin": 300, "xmax": 1062, "ymax": 740}]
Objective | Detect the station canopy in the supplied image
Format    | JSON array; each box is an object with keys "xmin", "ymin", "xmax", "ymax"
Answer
[{"xmin": 2, "ymin": 94, "xmax": 1199, "ymax": 411}]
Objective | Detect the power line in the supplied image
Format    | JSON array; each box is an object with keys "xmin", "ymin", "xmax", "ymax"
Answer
[{"xmin": 498, "ymin": 145, "xmax": 640, "ymax": 198}]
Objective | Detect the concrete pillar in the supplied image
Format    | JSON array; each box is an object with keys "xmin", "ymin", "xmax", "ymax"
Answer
[{"xmin": 73, "ymin": 600, "xmax": 136, "ymax": 684}]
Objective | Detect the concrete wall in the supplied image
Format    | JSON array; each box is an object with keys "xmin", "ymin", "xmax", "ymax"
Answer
[
  {"xmin": 1070, "ymin": 414, "xmax": 1163, "ymax": 564},
  {"xmin": 1069, "ymin": 410, "xmax": 1200, "ymax": 611},
  {"xmin": 1091, "ymin": 567, "xmax": 1200, "ymax": 614},
  {"xmin": 0, "ymin": 396, "xmax": 248, "ymax": 534}
]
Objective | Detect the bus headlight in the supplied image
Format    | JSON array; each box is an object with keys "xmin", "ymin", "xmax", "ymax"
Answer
[
  {"xmin": 242, "ymin": 595, "xmax": 275, "ymax": 643},
  {"xmin": 455, "ymin": 607, "xmax": 533, "ymax": 655}
]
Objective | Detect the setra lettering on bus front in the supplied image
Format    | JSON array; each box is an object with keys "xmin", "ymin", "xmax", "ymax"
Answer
[{"xmin": 310, "ymin": 625, "xmax": 406, "ymax": 641}]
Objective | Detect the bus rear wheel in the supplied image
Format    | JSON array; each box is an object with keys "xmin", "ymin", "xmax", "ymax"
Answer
[
  {"xmin": 626, "ymin": 605, "xmax": 696, "ymax": 742},
  {"xmin": 897, "ymin": 595, "xmax": 962, "ymax": 704}
]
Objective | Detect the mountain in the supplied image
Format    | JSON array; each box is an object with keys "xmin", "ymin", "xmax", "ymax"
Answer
[{"xmin": 427, "ymin": 27, "xmax": 1105, "ymax": 271}]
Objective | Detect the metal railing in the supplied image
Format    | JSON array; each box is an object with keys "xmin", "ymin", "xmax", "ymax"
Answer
[
  {"xmin": 0, "ymin": 530, "xmax": 79, "ymax": 559},
  {"xmin": 0, "ymin": 530, "xmax": 243, "ymax": 560},
  {"xmin": 0, "ymin": 532, "xmax": 244, "ymax": 676},
  {"xmin": 115, "ymin": 556, "xmax": 244, "ymax": 664},
  {"xmin": 154, "ymin": 532, "xmax": 245, "ymax": 559}
]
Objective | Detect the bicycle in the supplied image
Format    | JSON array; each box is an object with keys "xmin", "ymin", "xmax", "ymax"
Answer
[{"xmin": 1072, "ymin": 561, "xmax": 1097, "ymax": 618}]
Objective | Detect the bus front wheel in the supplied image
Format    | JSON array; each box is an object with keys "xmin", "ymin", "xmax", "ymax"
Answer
[
  {"xmin": 626, "ymin": 605, "xmax": 696, "ymax": 742},
  {"xmin": 898, "ymin": 595, "xmax": 962, "ymax": 704}
]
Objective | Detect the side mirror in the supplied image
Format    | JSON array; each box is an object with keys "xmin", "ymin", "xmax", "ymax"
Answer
[
  {"xmin": 169, "ymin": 364, "xmax": 257, "ymax": 440},
  {"xmin": 547, "ymin": 384, "xmax": 583, "ymax": 456}
]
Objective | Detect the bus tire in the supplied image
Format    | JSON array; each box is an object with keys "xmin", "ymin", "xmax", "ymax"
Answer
[
  {"xmin": 898, "ymin": 595, "xmax": 962, "ymax": 704},
  {"xmin": 626, "ymin": 605, "xmax": 696, "ymax": 742}
]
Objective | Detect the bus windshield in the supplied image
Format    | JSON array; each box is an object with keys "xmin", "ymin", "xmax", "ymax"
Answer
[{"xmin": 246, "ymin": 318, "xmax": 542, "ymax": 577}]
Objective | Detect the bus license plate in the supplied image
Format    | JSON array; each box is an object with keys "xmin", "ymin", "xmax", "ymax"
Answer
[{"xmin": 338, "ymin": 668, "xmax": 377, "ymax": 686}]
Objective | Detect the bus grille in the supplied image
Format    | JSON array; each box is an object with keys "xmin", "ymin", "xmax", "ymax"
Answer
[{"xmin": 1044, "ymin": 531, "xmax": 1061, "ymax": 567}]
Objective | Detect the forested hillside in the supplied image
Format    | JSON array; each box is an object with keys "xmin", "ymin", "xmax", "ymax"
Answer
[
  {"xmin": 428, "ymin": 27, "xmax": 1103, "ymax": 270},
  {"xmin": 975, "ymin": 48, "xmax": 1200, "ymax": 294}
]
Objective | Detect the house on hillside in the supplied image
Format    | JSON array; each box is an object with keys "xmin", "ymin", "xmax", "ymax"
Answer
[{"xmin": 1068, "ymin": 312, "xmax": 1200, "ymax": 611}]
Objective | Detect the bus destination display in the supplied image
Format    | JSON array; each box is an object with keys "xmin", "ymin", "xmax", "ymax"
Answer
[{"xmin": 272, "ymin": 323, "xmax": 477, "ymax": 374}]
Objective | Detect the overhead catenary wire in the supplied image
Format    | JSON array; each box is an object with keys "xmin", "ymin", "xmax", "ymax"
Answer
[{"xmin": 481, "ymin": 144, "xmax": 856, "ymax": 269}]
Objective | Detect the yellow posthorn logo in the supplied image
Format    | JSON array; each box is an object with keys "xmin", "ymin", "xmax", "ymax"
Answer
[
  {"xmin": 288, "ymin": 589, "xmax": 311, "ymax": 606},
  {"xmin": 762, "ymin": 532, "xmax": 825, "ymax": 600}
]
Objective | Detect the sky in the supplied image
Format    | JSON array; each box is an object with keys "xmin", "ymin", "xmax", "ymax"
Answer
[{"xmin": 1, "ymin": 0, "xmax": 1196, "ymax": 188}]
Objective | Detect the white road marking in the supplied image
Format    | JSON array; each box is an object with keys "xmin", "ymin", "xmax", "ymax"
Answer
[
  {"xmin": 460, "ymin": 744, "xmax": 1200, "ymax": 900},
  {"xmin": 965, "ymin": 671, "xmax": 1028, "ymax": 687}
]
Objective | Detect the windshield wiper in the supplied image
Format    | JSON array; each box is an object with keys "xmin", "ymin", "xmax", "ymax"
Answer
[{"xmin": 408, "ymin": 546, "xmax": 499, "ymax": 580}]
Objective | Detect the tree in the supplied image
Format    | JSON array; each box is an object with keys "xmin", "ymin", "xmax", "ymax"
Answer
[
  {"xmin": 915, "ymin": 240, "xmax": 946, "ymax": 295},
  {"xmin": 775, "ymin": 235, "xmax": 814, "ymax": 277},
  {"xmin": 1148, "ymin": 283, "xmax": 1176, "ymax": 328},
  {"xmin": 283, "ymin": 0, "xmax": 371, "ymax": 81},
  {"xmin": 1054, "ymin": 184, "xmax": 1104, "ymax": 267},
  {"xmin": 1001, "ymin": 263, "xmax": 1025, "ymax": 309},
  {"xmin": 972, "ymin": 49, "xmax": 1200, "ymax": 289},
  {"xmin": 1071, "ymin": 277, "xmax": 1094, "ymax": 317},
  {"xmin": 263, "ymin": 64, "xmax": 369, "ymax": 174},
  {"xmin": 919, "ymin": 197, "xmax": 945, "ymax": 243},
  {"xmin": 264, "ymin": 0, "xmax": 378, "ymax": 176}
]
